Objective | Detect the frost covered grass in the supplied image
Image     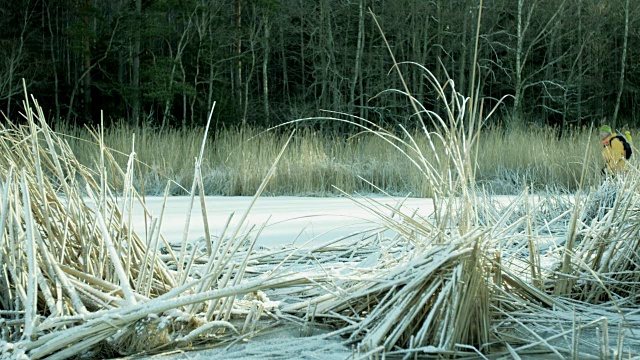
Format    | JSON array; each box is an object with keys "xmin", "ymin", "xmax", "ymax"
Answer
[
  {"xmin": 55, "ymin": 121, "xmax": 605, "ymax": 197},
  {"xmin": 268, "ymin": 182, "xmax": 640, "ymax": 359},
  {"xmin": 0, "ymin": 93, "xmax": 321, "ymax": 359},
  {"xmin": 2, "ymin": 80, "xmax": 640, "ymax": 359},
  {"xmin": 3, "ymin": 22, "xmax": 640, "ymax": 358},
  {"xmin": 252, "ymin": 35, "xmax": 640, "ymax": 355}
]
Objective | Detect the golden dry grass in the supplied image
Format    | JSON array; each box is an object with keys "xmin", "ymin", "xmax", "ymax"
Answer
[
  {"xmin": 2, "ymin": 85, "xmax": 640, "ymax": 359},
  {"xmin": 2, "ymin": 53, "xmax": 640, "ymax": 360},
  {"xmin": 0, "ymin": 95, "xmax": 322, "ymax": 359},
  {"xmin": 55, "ymin": 122, "xmax": 608, "ymax": 197}
]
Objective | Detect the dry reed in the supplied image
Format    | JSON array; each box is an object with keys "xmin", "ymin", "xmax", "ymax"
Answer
[
  {"xmin": 1, "ymin": 92, "xmax": 639, "ymax": 359},
  {"xmin": 54, "ymin": 122, "xmax": 604, "ymax": 198},
  {"xmin": 3, "ymin": 22, "xmax": 640, "ymax": 359},
  {"xmin": 0, "ymin": 91, "xmax": 323, "ymax": 359},
  {"xmin": 248, "ymin": 10, "xmax": 640, "ymax": 357}
]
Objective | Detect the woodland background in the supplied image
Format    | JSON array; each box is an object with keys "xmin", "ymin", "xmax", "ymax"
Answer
[{"xmin": 1, "ymin": 0, "xmax": 639, "ymax": 132}]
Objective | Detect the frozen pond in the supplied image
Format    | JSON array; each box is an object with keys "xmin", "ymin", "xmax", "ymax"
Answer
[
  {"xmin": 108, "ymin": 194, "xmax": 639, "ymax": 360},
  {"xmin": 127, "ymin": 196, "xmax": 436, "ymax": 247}
]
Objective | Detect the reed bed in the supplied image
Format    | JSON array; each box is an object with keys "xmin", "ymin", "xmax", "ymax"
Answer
[
  {"xmin": 3, "ymin": 48, "xmax": 640, "ymax": 360},
  {"xmin": 265, "ymin": 190, "xmax": 640, "ymax": 358},
  {"xmin": 55, "ymin": 122, "xmax": 605, "ymax": 197},
  {"xmin": 2, "ymin": 85, "xmax": 640, "ymax": 359},
  {"xmin": 559, "ymin": 177, "xmax": 640, "ymax": 305},
  {"xmin": 256, "ymin": 50, "xmax": 640, "ymax": 358},
  {"xmin": 0, "ymin": 94, "xmax": 329, "ymax": 359}
]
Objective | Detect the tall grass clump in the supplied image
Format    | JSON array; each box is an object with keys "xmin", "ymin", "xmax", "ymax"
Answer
[
  {"xmin": 553, "ymin": 176, "xmax": 640, "ymax": 304},
  {"xmin": 272, "ymin": 6, "xmax": 508, "ymax": 354},
  {"xmin": 273, "ymin": 7, "xmax": 640, "ymax": 358},
  {"xmin": 0, "ymin": 93, "xmax": 329, "ymax": 359}
]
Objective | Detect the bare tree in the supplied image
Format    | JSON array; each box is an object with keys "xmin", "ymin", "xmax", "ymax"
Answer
[
  {"xmin": 1, "ymin": 0, "xmax": 35, "ymax": 117},
  {"xmin": 161, "ymin": 10, "xmax": 196, "ymax": 128},
  {"xmin": 235, "ymin": 0, "xmax": 243, "ymax": 107},
  {"xmin": 262, "ymin": 14, "xmax": 270, "ymax": 124},
  {"xmin": 512, "ymin": 0, "xmax": 567, "ymax": 124},
  {"xmin": 243, "ymin": 14, "xmax": 260, "ymax": 122},
  {"xmin": 46, "ymin": 1, "xmax": 61, "ymax": 120},
  {"xmin": 612, "ymin": 0, "xmax": 630, "ymax": 129},
  {"xmin": 66, "ymin": 17, "xmax": 120, "ymax": 122},
  {"xmin": 349, "ymin": 0, "xmax": 365, "ymax": 117},
  {"xmin": 131, "ymin": 0, "xmax": 142, "ymax": 127}
]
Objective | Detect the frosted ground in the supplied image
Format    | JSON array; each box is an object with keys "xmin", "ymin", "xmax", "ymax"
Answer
[
  {"xmin": 5, "ymin": 91, "xmax": 638, "ymax": 360},
  {"xmin": 126, "ymin": 195, "xmax": 434, "ymax": 360},
  {"xmin": 125, "ymin": 195, "xmax": 639, "ymax": 360}
]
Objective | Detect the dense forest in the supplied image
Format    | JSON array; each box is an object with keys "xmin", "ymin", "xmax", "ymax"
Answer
[{"xmin": 1, "ymin": 0, "xmax": 639, "ymax": 131}]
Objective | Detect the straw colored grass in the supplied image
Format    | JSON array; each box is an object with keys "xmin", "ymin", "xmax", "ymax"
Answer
[
  {"xmin": 560, "ymin": 177, "xmax": 640, "ymax": 304},
  {"xmin": 260, "ymin": 21, "xmax": 639, "ymax": 356},
  {"xmin": 0, "ymin": 94, "xmax": 324, "ymax": 359},
  {"xmin": 2, "ymin": 88, "xmax": 640, "ymax": 359},
  {"xmin": 3, "ymin": 25, "xmax": 640, "ymax": 359},
  {"xmin": 55, "ymin": 122, "xmax": 606, "ymax": 197},
  {"xmin": 281, "ymin": 227, "xmax": 494, "ymax": 352}
]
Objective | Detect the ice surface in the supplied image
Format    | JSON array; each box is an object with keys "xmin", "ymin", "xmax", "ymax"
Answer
[
  {"xmin": 126, "ymin": 196, "xmax": 436, "ymax": 247},
  {"xmin": 126, "ymin": 195, "xmax": 627, "ymax": 360}
]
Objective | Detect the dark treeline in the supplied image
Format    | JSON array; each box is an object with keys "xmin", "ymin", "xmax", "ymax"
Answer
[{"xmin": 2, "ymin": 0, "xmax": 639, "ymax": 131}]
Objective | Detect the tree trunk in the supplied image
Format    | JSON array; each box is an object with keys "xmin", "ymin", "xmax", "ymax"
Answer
[
  {"xmin": 434, "ymin": 0, "xmax": 443, "ymax": 113},
  {"xmin": 6, "ymin": 5, "xmax": 29, "ymax": 117},
  {"xmin": 192, "ymin": 8, "xmax": 206, "ymax": 127},
  {"xmin": 162, "ymin": 60, "xmax": 177, "ymax": 128},
  {"xmin": 162, "ymin": 12, "xmax": 194, "ymax": 128},
  {"xmin": 457, "ymin": 4, "xmax": 468, "ymax": 97},
  {"xmin": 299, "ymin": 0, "xmax": 306, "ymax": 100},
  {"xmin": 513, "ymin": 0, "xmax": 524, "ymax": 123},
  {"xmin": 82, "ymin": 0, "xmax": 92, "ymax": 122},
  {"xmin": 132, "ymin": 0, "xmax": 141, "ymax": 127},
  {"xmin": 46, "ymin": 2, "xmax": 60, "ymax": 120},
  {"xmin": 349, "ymin": 0, "xmax": 364, "ymax": 117},
  {"xmin": 235, "ymin": 0, "xmax": 242, "ymax": 107},
  {"xmin": 577, "ymin": 0, "xmax": 582, "ymax": 123},
  {"xmin": 66, "ymin": 17, "xmax": 71, "ymax": 88},
  {"xmin": 181, "ymin": 62, "xmax": 187, "ymax": 128},
  {"xmin": 420, "ymin": 6, "xmax": 430, "ymax": 109},
  {"xmin": 208, "ymin": 8, "xmax": 215, "ymax": 124},
  {"xmin": 319, "ymin": 0, "xmax": 328, "ymax": 110},
  {"xmin": 262, "ymin": 16, "xmax": 270, "ymax": 125},
  {"xmin": 67, "ymin": 10, "xmax": 119, "ymax": 123},
  {"xmin": 279, "ymin": 23, "xmax": 289, "ymax": 104},
  {"xmin": 243, "ymin": 18, "xmax": 258, "ymax": 122},
  {"xmin": 324, "ymin": 1, "xmax": 338, "ymax": 113},
  {"xmin": 358, "ymin": 30, "xmax": 365, "ymax": 120},
  {"xmin": 190, "ymin": 50, "xmax": 199, "ymax": 127},
  {"xmin": 208, "ymin": 57, "xmax": 214, "ymax": 125},
  {"xmin": 612, "ymin": 0, "xmax": 629, "ymax": 130}
]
